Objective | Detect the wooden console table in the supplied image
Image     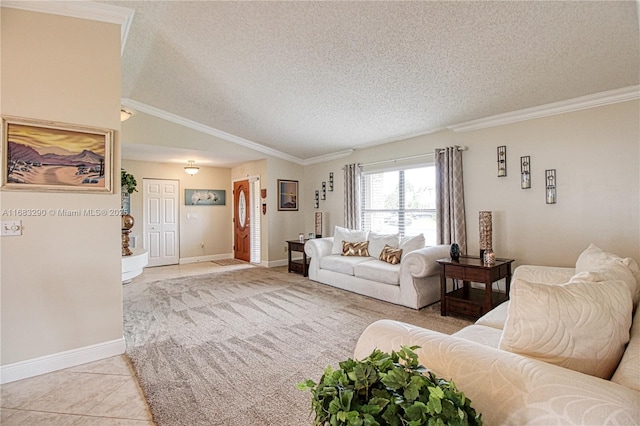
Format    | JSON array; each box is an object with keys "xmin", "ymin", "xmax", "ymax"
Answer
[
  {"xmin": 437, "ymin": 256, "xmax": 514, "ymax": 318},
  {"xmin": 287, "ymin": 239, "xmax": 310, "ymax": 277}
]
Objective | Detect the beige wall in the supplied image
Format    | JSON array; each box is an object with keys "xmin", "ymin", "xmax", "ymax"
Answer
[
  {"xmin": 304, "ymin": 100, "xmax": 640, "ymax": 268},
  {"xmin": 122, "ymin": 159, "xmax": 233, "ymax": 261},
  {"xmin": 267, "ymin": 158, "xmax": 306, "ymax": 264},
  {"xmin": 1, "ymin": 9, "xmax": 123, "ymax": 364}
]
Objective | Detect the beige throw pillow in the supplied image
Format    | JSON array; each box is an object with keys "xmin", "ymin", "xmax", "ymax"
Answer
[
  {"xmin": 499, "ymin": 277, "xmax": 632, "ymax": 379},
  {"xmin": 379, "ymin": 245, "xmax": 403, "ymax": 265},
  {"xmin": 342, "ymin": 241, "xmax": 370, "ymax": 257}
]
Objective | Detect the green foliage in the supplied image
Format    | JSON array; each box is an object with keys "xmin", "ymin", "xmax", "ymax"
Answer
[
  {"xmin": 121, "ymin": 169, "xmax": 138, "ymax": 194},
  {"xmin": 298, "ymin": 346, "xmax": 482, "ymax": 426}
]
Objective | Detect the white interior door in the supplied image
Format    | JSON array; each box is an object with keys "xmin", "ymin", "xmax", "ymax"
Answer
[{"xmin": 143, "ymin": 178, "xmax": 179, "ymax": 267}]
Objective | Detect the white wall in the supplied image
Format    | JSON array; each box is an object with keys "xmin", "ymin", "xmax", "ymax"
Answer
[
  {"xmin": 304, "ymin": 100, "xmax": 640, "ymax": 268},
  {"xmin": 122, "ymin": 159, "xmax": 233, "ymax": 261},
  {"xmin": 0, "ymin": 9, "xmax": 123, "ymax": 366}
]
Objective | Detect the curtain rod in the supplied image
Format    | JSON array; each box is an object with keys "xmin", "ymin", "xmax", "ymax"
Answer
[
  {"xmin": 361, "ymin": 153, "xmax": 434, "ymax": 167},
  {"xmin": 361, "ymin": 147, "xmax": 468, "ymax": 167},
  {"xmin": 436, "ymin": 146, "xmax": 468, "ymax": 154}
]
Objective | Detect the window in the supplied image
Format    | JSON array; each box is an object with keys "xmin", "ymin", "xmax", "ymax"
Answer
[{"xmin": 361, "ymin": 165, "xmax": 436, "ymax": 244}]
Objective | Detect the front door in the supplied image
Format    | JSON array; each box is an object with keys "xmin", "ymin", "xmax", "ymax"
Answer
[
  {"xmin": 234, "ymin": 180, "xmax": 250, "ymax": 262},
  {"xmin": 143, "ymin": 178, "xmax": 179, "ymax": 267}
]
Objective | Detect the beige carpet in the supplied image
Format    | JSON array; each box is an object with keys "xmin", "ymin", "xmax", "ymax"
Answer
[{"xmin": 123, "ymin": 266, "xmax": 472, "ymax": 426}]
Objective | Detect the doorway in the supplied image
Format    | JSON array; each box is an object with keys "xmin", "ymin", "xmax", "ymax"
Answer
[
  {"xmin": 143, "ymin": 178, "xmax": 180, "ymax": 267},
  {"xmin": 233, "ymin": 177, "xmax": 261, "ymax": 263}
]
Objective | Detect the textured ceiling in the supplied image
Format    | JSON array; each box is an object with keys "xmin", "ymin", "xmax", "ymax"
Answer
[{"xmin": 107, "ymin": 0, "xmax": 639, "ymax": 164}]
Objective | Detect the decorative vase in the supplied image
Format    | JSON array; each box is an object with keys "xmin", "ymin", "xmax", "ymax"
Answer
[
  {"xmin": 122, "ymin": 214, "xmax": 135, "ymax": 256},
  {"xmin": 479, "ymin": 211, "xmax": 493, "ymax": 259},
  {"xmin": 450, "ymin": 243, "xmax": 460, "ymax": 261},
  {"xmin": 121, "ymin": 188, "xmax": 131, "ymax": 215}
]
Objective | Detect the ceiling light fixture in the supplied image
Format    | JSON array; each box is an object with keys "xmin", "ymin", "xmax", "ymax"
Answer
[
  {"xmin": 120, "ymin": 108, "xmax": 134, "ymax": 122},
  {"xmin": 184, "ymin": 160, "xmax": 199, "ymax": 175}
]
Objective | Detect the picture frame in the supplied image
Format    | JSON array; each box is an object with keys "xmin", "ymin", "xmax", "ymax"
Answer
[
  {"xmin": 185, "ymin": 189, "xmax": 226, "ymax": 205},
  {"xmin": 1, "ymin": 116, "xmax": 114, "ymax": 193},
  {"xmin": 278, "ymin": 179, "xmax": 298, "ymax": 211}
]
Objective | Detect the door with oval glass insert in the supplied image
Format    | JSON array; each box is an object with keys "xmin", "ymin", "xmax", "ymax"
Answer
[{"xmin": 233, "ymin": 180, "xmax": 250, "ymax": 261}]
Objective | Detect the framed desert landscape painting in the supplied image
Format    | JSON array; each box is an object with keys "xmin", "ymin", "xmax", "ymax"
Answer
[
  {"xmin": 1, "ymin": 116, "xmax": 114, "ymax": 193},
  {"xmin": 278, "ymin": 179, "xmax": 298, "ymax": 211}
]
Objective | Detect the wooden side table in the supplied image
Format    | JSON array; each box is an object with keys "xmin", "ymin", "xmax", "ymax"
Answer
[
  {"xmin": 287, "ymin": 239, "xmax": 310, "ymax": 277},
  {"xmin": 436, "ymin": 256, "xmax": 514, "ymax": 318}
]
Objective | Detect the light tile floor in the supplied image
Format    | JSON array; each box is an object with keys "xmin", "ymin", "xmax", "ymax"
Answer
[
  {"xmin": 1, "ymin": 260, "xmax": 254, "ymax": 425},
  {"xmin": 1, "ymin": 355, "xmax": 154, "ymax": 425}
]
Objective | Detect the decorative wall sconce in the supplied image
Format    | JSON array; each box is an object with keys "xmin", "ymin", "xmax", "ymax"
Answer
[
  {"xmin": 545, "ymin": 169, "xmax": 556, "ymax": 204},
  {"xmin": 184, "ymin": 160, "xmax": 199, "ymax": 175},
  {"xmin": 321, "ymin": 182, "xmax": 326, "ymax": 200},
  {"xmin": 520, "ymin": 156, "xmax": 531, "ymax": 189},
  {"xmin": 314, "ymin": 190, "xmax": 319, "ymax": 208},
  {"xmin": 497, "ymin": 146, "xmax": 507, "ymax": 177},
  {"xmin": 329, "ymin": 172, "xmax": 334, "ymax": 191}
]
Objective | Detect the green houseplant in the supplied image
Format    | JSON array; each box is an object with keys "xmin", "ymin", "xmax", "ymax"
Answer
[
  {"xmin": 121, "ymin": 169, "xmax": 138, "ymax": 194},
  {"xmin": 298, "ymin": 346, "xmax": 482, "ymax": 426}
]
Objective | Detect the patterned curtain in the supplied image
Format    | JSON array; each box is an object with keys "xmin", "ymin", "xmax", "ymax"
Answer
[
  {"xmin": 436, "ymin": 147, "xmax": 467, "ymax": 253},
  {"xmin": 343, "ymin": 163, "xmax": 362, "ymax": 230}
]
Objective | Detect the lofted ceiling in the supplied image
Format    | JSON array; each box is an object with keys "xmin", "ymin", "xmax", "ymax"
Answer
[{"xmin": 11, "ymin": 1, "xmax": 640, "ymax": 167}]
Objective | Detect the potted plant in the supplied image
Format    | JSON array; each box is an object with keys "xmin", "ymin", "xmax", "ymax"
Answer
[
  {"xmin": 298, "ymin": 346, "xmax": 482, "ymax": 426},
  {"xmin": 121, "ymin": 169, "xmax": 137, "ymax": 215},
  {"xmin": 121, "ymin": 169, "xmax": 138, "ymax": 194}
]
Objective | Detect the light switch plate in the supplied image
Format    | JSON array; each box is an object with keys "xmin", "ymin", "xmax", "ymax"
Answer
[{"xmin": 1, "ymin": 220, "xmax": 22, "ymax": 236}]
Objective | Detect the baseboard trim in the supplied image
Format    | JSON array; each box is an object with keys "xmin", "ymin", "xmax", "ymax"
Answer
[
  {"xmin": 180, "ymin": 253, "xmax": 234, "ymax": 264},
  {"xmin": 0, "ymin": 337, "xmax": 126, "ymax": 384},
  {"xmin": 267, "ymin": 259, "xmax": 288, "ymax": 268}
]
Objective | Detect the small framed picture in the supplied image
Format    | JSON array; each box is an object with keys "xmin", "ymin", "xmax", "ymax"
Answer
[{"xmin": 278, "ymin": 179, "xmax": 298, "ymax": 211}]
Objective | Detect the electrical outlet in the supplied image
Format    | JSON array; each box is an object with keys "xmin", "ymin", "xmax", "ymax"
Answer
[
  {"xmin": 284, "ymin": 245, "xmax": 288, "ymax": 253},
  {"xmin": 201, "ymin": 242, "xmax": 205, "ymax": 248}
]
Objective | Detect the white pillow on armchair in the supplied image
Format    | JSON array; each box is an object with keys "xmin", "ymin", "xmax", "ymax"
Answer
[{"xmin": 499, "ymin": 277, "xmax": 632, "ymax": 379}]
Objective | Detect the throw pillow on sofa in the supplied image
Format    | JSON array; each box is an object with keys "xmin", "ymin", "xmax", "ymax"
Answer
[
  {"xmin": 574, "ymin": 243, "xmax": 640, "ymax": 306},
  {"xmin": 331, "ymin": 226, "xmax": 368, "ymax": 255},
  {"xmin": 367, "ymin": 232, "xmax": 399, "ymax": 259},
  {"xmin": 379, "ymin": 245, "xmax": 403, "ymax": 265},
  {"xmin": 399, "ymin": 234, "xmax": 425, "ymax": 259},
  {"xmin": 342, "ymin": 241, "xmax": 370, "ymax": 257},
  {"xmin": 499, "ymin": 277, "xmax": 632, "ymax": 380}
]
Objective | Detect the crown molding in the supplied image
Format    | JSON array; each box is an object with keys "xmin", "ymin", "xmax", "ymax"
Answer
[
  {"xmin": 1, "ymin": 1, "xmax": 135, "ymax": 56},
  {"xmin": 301, "ymin": 150, "xmax": 354, "ymax": 166},
  {"xmin": 448, "ymin": 85, "xmax": 640, "ymax": 133},
  {"xmin": 121, "ymin": 98, "xmax": 306, "ymax": 165}
]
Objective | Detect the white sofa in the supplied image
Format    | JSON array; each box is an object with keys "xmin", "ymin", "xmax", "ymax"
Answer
[
  {"xmin": 304, "ymin": 228, "xmax": 450, "ymax": 309},
  {"xmin": 354, "ymin": 244, "xmax": 640, "ymax": 425}
]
